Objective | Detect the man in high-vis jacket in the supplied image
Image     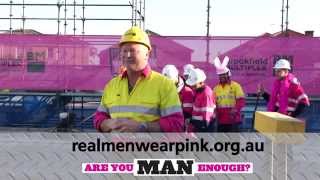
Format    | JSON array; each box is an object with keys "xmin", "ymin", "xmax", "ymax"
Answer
[
  {"xmin": 258, "ymin": 59, "xmax": 310, "ymax": 117},
  {"xmin": 186, "ymin": 68, "xmax": 216, "ymax": 132},
  {"xmin": 94, "ymin": 26, "xmax": 184, "ymax": 132},
  {"xmin": 162, "ymin": 64, "xmax": 194, "ymax": 131},
  {"xmin": 212, "ymin": 56, "xmax": 245, "ymax": 132}
]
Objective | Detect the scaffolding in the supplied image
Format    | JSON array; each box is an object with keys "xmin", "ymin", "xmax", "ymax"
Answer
[
  {"xmin": 280, "ymin": 0, "xmax": 290, "ymax": 34},
  {"xmin": 205, "ymin": 0, "xmax": 211, "ymax": 62},
  {"xmin": 0, "ymin": 0, "xmax": 145, "ymax": 35}
]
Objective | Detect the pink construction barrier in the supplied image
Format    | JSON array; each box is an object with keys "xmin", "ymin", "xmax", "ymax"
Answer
[
  {"xmin": 169, "ymin": 36, "xmax": 320, "ymax": 96},
  {"xmin": 0, "ymin": 34, "xmax": 319, "ymax": 95},
  {"xmin": 218, "ymin": 36, "xmax": 320, "ymax": 96}
]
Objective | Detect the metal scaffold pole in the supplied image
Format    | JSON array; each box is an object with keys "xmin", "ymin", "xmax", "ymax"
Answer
[
  {"xmin": 81, "ymin": 0, "xmax": 85, "ymax": 35},
  {"xmin": 143, "ymin": 0, "xmax": 145, "ymax": 30},
  {"xmin": 64, "ymin": 0, "xmax": 67, "ymax": 34},
  {"xmin": 130, "ymin": 0, "xmax": 135, "ymax": 26},
  {"xmin": 281, "ymin": 0, "xmax": 284, "ymax": 32},
  {"xmin": 9, "ymin": 0, "xmax": 13, "ymax": 34},
  {"xmin": 22, "ymin": 0, "xmax": 25, "ymax": 33},
  {"xmin": 206, "ymin": 0, "xmax": 211, "ymax": 62},
  {"xmin": 135, "ymin": 0, "xmax": 138, "ymax": 26},
  {"xmin": 57, "ymin": 1, "xmax": 62, "ymax": 35},
  {"xmin": 138, "ymin": 0, "xmax": 142, "ymax": 28},
  {"xmin": 285, "ymin": 0, "xmax": 289, "ymax": 32},
  {"xmin": 73, "ymin": 0, "xmax": 76, "ymax": 35}
]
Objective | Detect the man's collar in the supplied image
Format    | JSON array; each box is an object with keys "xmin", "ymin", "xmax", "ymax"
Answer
[
  {"xmin": 219, "ymin": 80, "xmax": 231, "ymax": 86},
  {"xmin": 121, "ymin": 65, "xmax": 152, "ymax": 79}
]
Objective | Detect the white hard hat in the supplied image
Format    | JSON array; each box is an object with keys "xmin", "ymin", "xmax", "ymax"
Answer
[
  {"xmin": 183, "ymin": 64, "xmax": 194, "ymax": 76},
  {"xmin": 162, "ymin": 64, "xmax": 179, "ymax": 82},
  {"xmin": 186, "ymin": 68, "xmax": 206, "ymax": 86},
  {"xmin": 273, "ymin": 59, "xmax": 291, "ymax": 70}
]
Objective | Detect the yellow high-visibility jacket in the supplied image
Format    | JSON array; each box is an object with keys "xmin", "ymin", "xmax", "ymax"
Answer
[
  {"xmin": 213, "ymin": 81, "xmax": 245, "ymax": 124},
  {"xmin": 95, "ymin": 67, "xmax": 184, "ymax": 132}
]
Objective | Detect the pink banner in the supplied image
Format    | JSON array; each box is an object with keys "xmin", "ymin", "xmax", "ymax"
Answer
[
  {"xmin": 217, "ymin": 36, "xmax": 320, "ymax": 96},
  {"xmin": 0, "ymin": 34, "xmax": 319, "ymax": 95}
]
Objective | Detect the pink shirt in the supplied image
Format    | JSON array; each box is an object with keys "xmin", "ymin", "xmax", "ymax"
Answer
[
  {"xmin": 268, "ymin": 73, "xmax": 310, "ymax": 115},
  {"xmin": 179, "ymin": 85, "xmax": 194, "ymax": 118},
  {"xmin": 191, "ymin": 85, "xmax": 216, "ymax": 124}
]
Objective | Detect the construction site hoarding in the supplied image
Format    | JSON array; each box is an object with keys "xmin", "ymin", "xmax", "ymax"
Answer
[{"xmin": 0, "ymin": 35, "xmax": 319, "ymax": 95}]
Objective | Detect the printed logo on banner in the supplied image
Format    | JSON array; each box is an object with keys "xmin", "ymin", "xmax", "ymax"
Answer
[
  {"xmin": 82, "ymin": 159, "xmax": 253, "ymax": 176},
  {"xmin": 228, "ymin": 57, "xmax": 269, "ymax": 76}
]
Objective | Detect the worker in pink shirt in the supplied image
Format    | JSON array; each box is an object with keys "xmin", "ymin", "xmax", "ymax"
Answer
[
  {"xmin": 94, "ymin": 26, "xmax": 184, "ymax": 132},
  {"xmin": 162, "ymin": 64, "xmax": 194, "ymax": 131},
  {"xmin": 185, "ymin": 68, "xmax": 216, "ymax": 132},
  {"xmin": 258, "ymin": 59, "xmax": 310, "ymax": 117}
]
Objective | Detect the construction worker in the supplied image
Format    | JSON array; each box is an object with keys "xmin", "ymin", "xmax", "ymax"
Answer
[
  {"xmin": 258, "ymin": 59, "xmax": 310, "ymax": 117},
  {"xmin": 94, "ymin": 26, "xmax": 184, "ymax": 132},
  {"xmin": 186, "ymin": 68, "xmax": 215, "ymax": 132},
  {"xmin": 212, "ymin": 56, "xmax": 245, "ymax": 132},
  {"xmin": 162, "ymin": 64, "xmax": 194, "ymax": 131}
]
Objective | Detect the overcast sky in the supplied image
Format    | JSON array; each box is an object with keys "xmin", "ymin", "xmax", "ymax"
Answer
[{"xmin": 0, "ymin": 0, "xmax": 319, "ymax": 36}]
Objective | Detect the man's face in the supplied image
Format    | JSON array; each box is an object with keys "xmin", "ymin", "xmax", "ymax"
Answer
[
  {"xmin": 218, "ymin": 72, "xmax": 229, "ymax": 83},
  {"xmin": 275, "ymin": 68, "xmax": 289, "ymax": 79},
  {"xmin": 191, "ymin": 82, "xmax": 202, "ymax": 90},
  {"xmin": 120, "ymin": 43, "xmax": 149, "ymax": 72}
]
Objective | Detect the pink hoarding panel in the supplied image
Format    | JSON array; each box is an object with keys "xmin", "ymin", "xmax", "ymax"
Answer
[
  {"xmin": 169, "ymin": 36, "xmax": 320, "ymax": 96},
  {"xmin": 0, "ymin": 34, "xmax": 319, "ymax": 96},
  {"xmin": 217, "ymin": 36, "xmax": 320, "ymax": 96}
]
